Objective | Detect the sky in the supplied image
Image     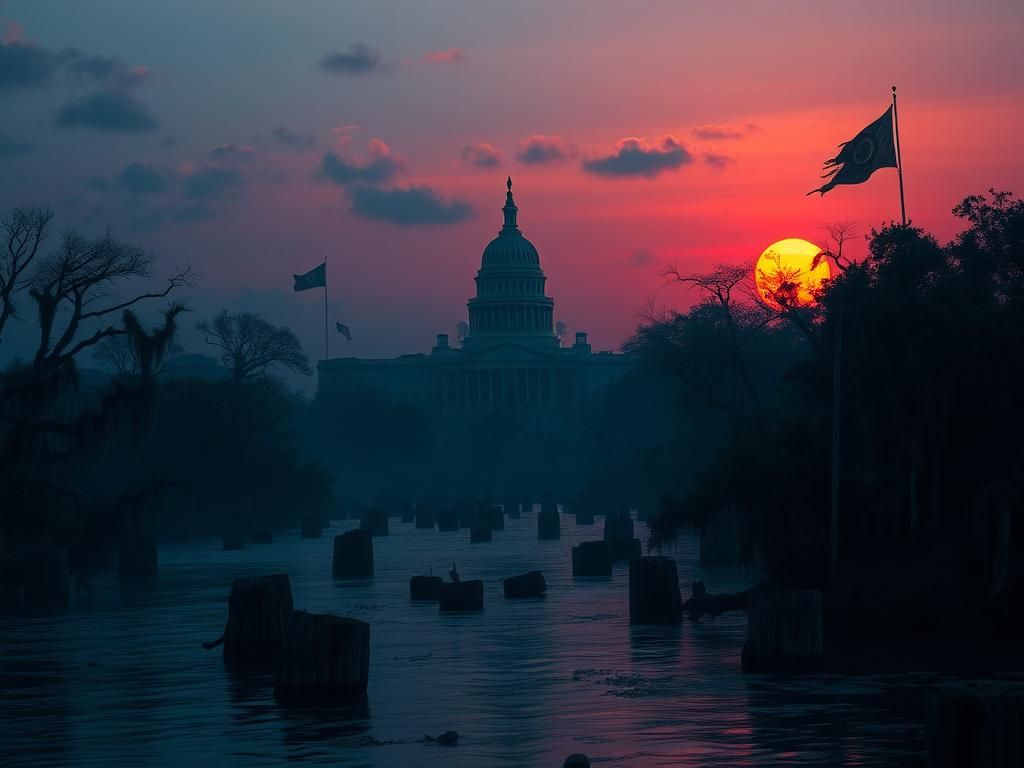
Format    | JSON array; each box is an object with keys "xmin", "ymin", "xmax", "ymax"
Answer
[{"xmin": 2, "ymin": 0, "xmax": 1023, "ymax": 378}]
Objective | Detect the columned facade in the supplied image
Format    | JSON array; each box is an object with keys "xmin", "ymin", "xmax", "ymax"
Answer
[{"xmin": 317, "ymin": 179, "xmax": 635, "ymax": 439}]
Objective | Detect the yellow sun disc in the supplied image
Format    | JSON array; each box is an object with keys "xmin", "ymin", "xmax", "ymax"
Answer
[{"xmin": 754, "ymin": 238, "xmax": 830, "ymax": 310}]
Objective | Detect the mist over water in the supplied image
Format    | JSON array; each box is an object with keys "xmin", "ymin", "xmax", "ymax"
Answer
[{"xmin": 1, "ymin": 513, "xmax": 928, "ymax": 767}]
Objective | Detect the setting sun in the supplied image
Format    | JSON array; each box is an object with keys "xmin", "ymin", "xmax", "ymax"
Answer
[{"xmin": 754, "ymin": 238, "xmax": 830, "ymax": 310}]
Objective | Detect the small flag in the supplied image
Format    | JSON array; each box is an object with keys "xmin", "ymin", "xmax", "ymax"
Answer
[
  {"xmin": 336, "ymin": 322, "xmax": 351, "ymax": 341},
  {"xmin": 293, "ymin": 262, "xmax": 326, "ymax": 292},
  {"xmin": 808, "ymin": 107, "xmax": 897, "ymax": 196}
]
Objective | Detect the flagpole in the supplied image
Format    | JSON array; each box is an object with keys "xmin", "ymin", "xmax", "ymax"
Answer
[
  {"xmin": 892, "ymin": 85, "xmax": 907, "ymax": 226},
  {"xmin": 323, "ymin": 256, "xmax": 329, "ymax": 361}
]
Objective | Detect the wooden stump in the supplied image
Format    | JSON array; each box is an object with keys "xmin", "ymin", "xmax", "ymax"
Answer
[
  {"xmin": 398, "ymin": 500, "xmax": 414, "ymax": 523},
  {"xmin": 24, "ymin": 547, "xmax": 70, "ymax": 604},
  {"xmin": 572, "ymin": 541, "xmax": 612, "ymax": 577},
  {"xmin": 458, "ymin": 504, "xmax": 479, "ymax": 529},
  {"xmin": 538, "ymin": 507, "xmax": 560, "ymax": 540},
  {"xmin": 222, "ymin": 531, "xmax": 246, "ymax": 550},
  {"xmin": 250, "ymin": 530, "xmax": 273, "ymax": 544},
  {"xmin": 609, "ymin": 537, "xmax": 642, "ymax": 562},
  {"xmin": 470, "ymin": 527, "xmax": 492, "ymax": 543},
  {"xmin": 575, "ymin": 510, "xmax": 595, "ymax": 525},
  {"xmin": 925, "ymin": 680, "xmax": 1024, "ymax": 768},
  {"xmin": 486, "ymin": 505, "xmax": 505, "ymax": 531},
  {"xmin": 437, "ymin": 508, "xmax": 459, "ymax": 532},
  {"xmin": 628, "ymin": 556, "xmax": 682, "ymax": 624},
  {"xmin": 410, "ymin": 575, "xmax": 443, "ymax": 600},
  {"xmin": 274, "ymin": 611, "xmax": 370, "ymax": 702},
  {"xmin": 439, "ymin": 580, "xmax": 484, "ymax": 612},
  {"xmin": 300, "ymin": 514, "xmax": 322, "ymax": 539},
  {"xmin": 741, "ymin": 590, "xmax": 823, "ymax": 673},
  {"xmin": 564, "ymin": 755, "xmax": 591, "ymax": 768},
  {"xmin": 118, "ymin": 537, "xmax": 158, "ymax": 581},
  {"xmin": 503, "ymin": 571, "xmax": 546, "ymax": 598},
  {"xmin": 333, "ymin": 529, "xmax": 374, "ymax": 578},
  {"xmin": 504, "ymin": 501, "xmax": 520, "ymax": 519},
  {"xmin": 223, "ymin": 573, "xmax": 294, "ymax": 667},
  {"xmin": 604, "ymin": 512, "xmax": 634, "ymax": 542},
  {"xmin": 415, "ymin": 502, "xmax": 435, "ymax": 529},
  {"xmin": 359, "ymin": 507, "xmax": 389, "ymax": 536}
]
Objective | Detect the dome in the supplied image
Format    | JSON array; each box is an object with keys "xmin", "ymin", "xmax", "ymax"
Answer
[
  {"xmin": 463, "ymin": 178, "xmax": 558, "ymax": 351},
  {"xmin": 480, "ymin": 176, "xmax": 541, "ymax": 268},
  {"xmin": 481, "ymin": 229, "xmax": 540, "ymax": 267}
]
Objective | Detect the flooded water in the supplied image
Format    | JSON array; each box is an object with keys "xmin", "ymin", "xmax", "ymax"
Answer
[{"xmin": 1, "ymin": 511, "xmax": 931, "ymax": 767}]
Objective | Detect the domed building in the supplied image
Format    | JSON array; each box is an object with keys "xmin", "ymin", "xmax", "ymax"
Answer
[{"xmin": 317, "ymin": 179, "xmax": 636, "ymax": 442}]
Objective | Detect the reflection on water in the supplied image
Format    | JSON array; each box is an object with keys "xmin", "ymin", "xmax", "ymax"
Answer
[{"xmin": 0, "ymin": 517, "xmax": 927, "ymax": 766}]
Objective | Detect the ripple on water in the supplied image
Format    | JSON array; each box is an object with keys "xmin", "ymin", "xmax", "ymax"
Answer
[{"xmin": 0, "ymin": 518, "xmax": 926, "ymax": 767}]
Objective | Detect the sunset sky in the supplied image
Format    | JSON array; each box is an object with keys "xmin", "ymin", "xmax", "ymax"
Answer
[{"xmin": 2, "ymin": 0, "xmax": 1022, "ymax": 373}]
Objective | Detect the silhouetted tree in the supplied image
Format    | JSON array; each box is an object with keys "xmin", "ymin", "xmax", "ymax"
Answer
[
  {"xmin": 198, "ymin": 311, "xmax": 312, "ymax": 386},
  {"xmin": 1, "ymin": 206, "xmax": 53, "ymax": 342},
  {"xmin": 0, "ymin": 209, "xmax": 194, "ymax": 548}
]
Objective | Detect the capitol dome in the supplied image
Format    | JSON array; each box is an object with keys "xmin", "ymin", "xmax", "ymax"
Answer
[
  {"xmin": 481, "ymin": 181, "xmax": 540, "ymax": 267},
  {"xmin": 464, "ymin": 178, "xmax": 558, "ymax": 350}
]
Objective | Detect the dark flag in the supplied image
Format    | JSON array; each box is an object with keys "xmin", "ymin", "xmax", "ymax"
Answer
[
  {"xmin": 808, "ymin": 107, "xmax": 897, "ymax": 196},
  {"xmin": 292, "ymin": 262, "xmax": 326, "ymax": 292},
  {"xmin": 336, "ymin": 322, "xmax": 351, "ymax": 341}
]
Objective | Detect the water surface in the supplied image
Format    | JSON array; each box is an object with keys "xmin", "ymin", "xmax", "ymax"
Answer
[{"xmin": 1, "ymin": 512, "xmax": 929, "ymax": 766}]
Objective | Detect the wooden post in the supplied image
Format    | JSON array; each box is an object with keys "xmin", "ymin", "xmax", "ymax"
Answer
[
  {"xmin": 410, "ymin": 575, "xmax": 443, "ymax": 600},
  {"xmin": 436, "ymin": 508, "xmax": 459, "ymax": 531},
  {"xmin": 628, "ymin": 556, "xmax": 682, "ymax": 624},
  {"xmin": 359, "ymin": 506, "xmax": 389, "ymax": 536},
  {"xmin": 414, "ymin": 502, "xmax": 435, "ymax": 528},
  {"xmin": 572, "ymin": 541, "xmax": 612, "ymax": 578},
  {"xmin": 537, "ymin": 503, "xmax": 560, "ymax": 539},
  {"xmin": 502, "ymin": 570, "xmax": 546, "ymax": 598},
  {"xmin": 223, "ymin": 574, "xmax": 294, "ymax": 667},
  {"xmin": 438, "ymin": 580, "xmax": 484, "ymax": 612},
  {"xmin": 486, "ymin": 505, "xmax": 505, "ymax": 531},
  {"xmin": 274, "ymin": 611, "xmax": 370, "ymax": 702},
  {"xmin": 333, "ymin": 529, "xmax": 374, "ymax": 578},
  {"xmin": 742, "ymin": 590, "xmax": 823, "ymax": 673},
  {"xmin": 925, "ymin": 680, "xmax": 1024, "ymax": 767},
  {"xmin": 603, "ymin": 511, "xmax": 633, "ymax": 541}
]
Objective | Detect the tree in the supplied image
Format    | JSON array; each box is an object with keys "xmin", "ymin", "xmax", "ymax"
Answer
[
  {"xmin": 628, "ymin": 263, "xmax": 786, "ymax": 424},
  {"xmin": 198, "ymin": 311, "xmax": 312, "ymax": 385},
  {"xmin": 0, "ymin": 209, "xmax": 194, "ymax": 545},
  {"xmin": 1, "ymin": 206, "xmax": 53, "ymax": 342}
]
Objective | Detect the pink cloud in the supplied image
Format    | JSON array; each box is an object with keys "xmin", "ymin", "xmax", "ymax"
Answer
[
  {"xmin": 420, "ymin": 48, "xmax": 467, "ymax": 65},
  {"xmin": 462, "ymin": 142, "xmax": 503, "ymax": 168},
  {"xmin": 516, "ymin": 134, "xmax": 576, "ymax": 165}
]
